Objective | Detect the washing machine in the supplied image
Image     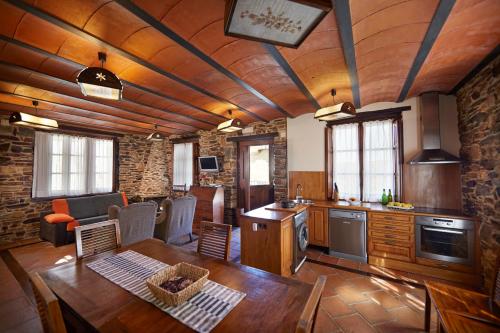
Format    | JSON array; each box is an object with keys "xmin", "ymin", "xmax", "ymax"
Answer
[{"xmin": 292, "ymin": 209, "xmax": 309, "ymax": 274}]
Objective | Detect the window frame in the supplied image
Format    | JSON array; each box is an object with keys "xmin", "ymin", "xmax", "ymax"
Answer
[
  {"xmin": 31, "ymin": 129, "xmax": 118, "ymax": 201},
  {"xmin": 171, "ymin": 137, "xmax": 199, "ymax": 192},
  {"xmin": 325, "ymin": 107, "xmax": 407, "ymax": 202}
]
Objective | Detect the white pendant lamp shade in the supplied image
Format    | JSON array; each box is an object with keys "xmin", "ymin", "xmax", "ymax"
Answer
[
  {"xmin": 9, "ymin": 101, "xmax": 58, "ymax": 130},
  {"xmin": 314, "ymin": 89, "xmax": 356, "ymax": 122},
  {"xmin": 217, "ymin": 110, "xmax": 243, "ymax": 133}
]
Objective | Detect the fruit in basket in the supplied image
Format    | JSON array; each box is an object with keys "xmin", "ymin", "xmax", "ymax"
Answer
[{"xmin": 402, "ymin": 203, "xmax": 413, "ymax": 208}]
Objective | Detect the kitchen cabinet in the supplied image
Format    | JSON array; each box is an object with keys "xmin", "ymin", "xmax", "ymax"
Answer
[
  {"xmin": 368, "ymin": 212, "xmax": 415, "ymax": 262},
  {"xmin": 307, "ymin": 206, "xmax": 328, "ymax": 247}
]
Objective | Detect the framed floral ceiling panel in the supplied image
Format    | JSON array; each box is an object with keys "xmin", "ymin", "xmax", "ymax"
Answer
[{"xmin": 224, "ymin": 0, "xmax": 331, "ymax": 48}]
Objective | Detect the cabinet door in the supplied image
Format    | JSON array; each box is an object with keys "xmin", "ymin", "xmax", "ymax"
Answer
[{"xmin": 308, "ymin": 207, "xmax": 328, "ymax": 247}]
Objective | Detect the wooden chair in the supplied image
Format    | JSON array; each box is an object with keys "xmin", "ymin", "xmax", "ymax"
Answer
[
  {"xmin": 29, "ymin": 271, "xmax": 67, "ymax": 333},
  {"xmin": 296, "ymin": 275, "xmax": 327, "ymax": 333},
  {"xmin": 75, "ymin": 220, "xmax": 121, "ymax": 260},
  {"xmin": 197, "ymin": 221, "xmax": 232, "ymax": 261}
]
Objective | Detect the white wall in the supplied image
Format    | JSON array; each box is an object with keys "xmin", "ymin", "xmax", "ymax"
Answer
[{"xmin": 287, "ymin": 113, "xmax": 326, "ymax": 171}]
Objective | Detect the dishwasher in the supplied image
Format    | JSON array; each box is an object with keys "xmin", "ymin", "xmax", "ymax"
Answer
[{"xmin": 329, "ymin": 209, "xmax": 367, "ymax": 263}]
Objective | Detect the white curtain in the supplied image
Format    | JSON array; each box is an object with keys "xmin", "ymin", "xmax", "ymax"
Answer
[
  {"xmin": 363, "ymin": 120, "xmax": 395, "ymax": 202},
  {"xmin": 33, "ymin": 132, "xmax": 113, "ymax": 198},
  {"xmin": 332, "ymin": 123, "xmax": 360, "ymax": 200},
  {"xmin": 173, "ymin": 143, "xmax": 193, "ymax": 191}
]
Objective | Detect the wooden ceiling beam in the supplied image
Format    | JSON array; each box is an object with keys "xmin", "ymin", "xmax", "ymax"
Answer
[
  {"xmin": 6, "ymin": 0, "xmax": 267, "ymax": 122},
  {"xmin": 397, "ymin": 0, "xmax": 455, "ymax": 102},
  {"xmin": 0, "ymin": 61, "xmax": 213, "ymax": 130},
  {"xmin": 332, "ymin": 0, "xmax": 361, "ymax": 108},
  {"xmin": 263, "ymin": 44, "xmax": 321, "ymax": 110},
  {"xmin": 0, "ymin": 35, "xmax": 225, "ymax": 126},
  {"xmin": 0, "ymin": 91, "xmax": 182, "ymax": 135},
  {"xmin": 115, "ymin": 0, "xmax": 293, "ymax": 118}
]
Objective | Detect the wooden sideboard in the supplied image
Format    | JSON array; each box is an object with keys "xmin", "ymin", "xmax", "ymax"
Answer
[{"xmin": 189, "ymin": 186, "xmax": 224, "ymax": 234}]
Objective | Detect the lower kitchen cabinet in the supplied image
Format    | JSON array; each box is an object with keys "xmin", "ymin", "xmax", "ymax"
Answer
[{"xmin": 307, "ymin": 206, "xmax": 328, "ymax": 247}]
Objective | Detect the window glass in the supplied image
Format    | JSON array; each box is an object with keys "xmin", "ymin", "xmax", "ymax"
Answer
[
  {"xmin": 249, "ymin": 145, "xmax": 270, "ymax": 186},
  {"xmin": 332, "ymin": 123, "xmax": 360, "ymax": 200},
  {"xmin": 173, "ymin": 143, "xmax": 193, "ymax": 191}
]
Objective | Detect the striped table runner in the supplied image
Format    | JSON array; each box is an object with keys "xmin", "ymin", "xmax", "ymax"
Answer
[{"xmin": 87, "ymin": 250, "xmax": 246, "ymax": 333}]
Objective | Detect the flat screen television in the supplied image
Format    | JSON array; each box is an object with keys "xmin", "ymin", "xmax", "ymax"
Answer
[{"xmin": 199, "ymin": 156, "xmax": 219, "ymax": 172}]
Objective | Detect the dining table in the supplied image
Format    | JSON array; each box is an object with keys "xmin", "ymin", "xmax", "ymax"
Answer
[{"xmin": 40, "ymin": 238, "xmax": 313, "ymax": 332}]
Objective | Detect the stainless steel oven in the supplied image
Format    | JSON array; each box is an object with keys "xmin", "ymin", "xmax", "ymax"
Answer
[{"xmin": 415, "ymin": 216, "xmax": 475, "ymax": 266}]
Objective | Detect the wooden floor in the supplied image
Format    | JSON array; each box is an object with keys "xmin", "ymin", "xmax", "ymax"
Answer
[{"xmin": 0, "ymin": 230, "xmax": 456, "ymax": 333}]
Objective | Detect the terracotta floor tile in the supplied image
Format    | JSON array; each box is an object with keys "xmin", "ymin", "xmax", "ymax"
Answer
[
  {"xmin": 334, "ymin": 313, "xmax": 377, "ymax": 333},
  {"xmin": 353, "ymin": 301, "xmax": 393, "ymax": 324},
  {"xmin": 317, "ymin": 254, "xmax": 339, "ymax": 265},
  {"xmin": 337, "ymin": 258, "xmax": 361, "ymax": 270},
  {"xmin": 389, "ymin": 306, "xmax": 424, "ymax": 330},
  {"xmin": 308, "ymin": 262, "xmax": 339, "ymax": 276},
  {"xmin": 313, "ymin": 308, "xmax": 341, "ymax": 333},
  {"xmin": 365, "ymin": 290, "xmax": 404, "ymax": 310},
  {"xmin": 336, "ymin": 285, "xmax": 369, "ymax": 304},
  {"xmin": 320, "ymin": 296, "xmax": 355, "ymax": 317},
  {"xmin": 0, "ymin": 297, "xmax": 38, "ymax": 331},
  {"xmin": 323, "ymin": 274, "xmax": 351, "ymax": 297},
  {"xmin": 373, "ymin": 320, "xmax": 421, "ymax": 333},
  {"xmin": 293, "ymin": 263, "xmax": 320, "ymax": 285},
  {"xmin": 306, "ymin": 247, "xmax": 324, "ymax": 260},
  {"xmin": 348, "ymin": 276, "xmax": 384, "ymax": 292}
]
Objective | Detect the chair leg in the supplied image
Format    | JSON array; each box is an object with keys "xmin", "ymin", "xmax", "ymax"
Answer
[
  {"xmin": 189, "ymin": 233, "xmax": 193, "ymax": 242},
  {"xmin": 425, "ymin": 288, "xmax": 431, "ymax": 332}
]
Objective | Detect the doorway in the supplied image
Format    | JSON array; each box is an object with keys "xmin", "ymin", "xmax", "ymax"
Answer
[{"xmin": 238, "ymin": 139, "xmax": 275, "ymax": 212}]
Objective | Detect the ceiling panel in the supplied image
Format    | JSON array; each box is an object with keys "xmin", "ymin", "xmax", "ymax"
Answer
[{"xmin": 408, "ymin": 0, "xmax": 500, "ymax": 96}]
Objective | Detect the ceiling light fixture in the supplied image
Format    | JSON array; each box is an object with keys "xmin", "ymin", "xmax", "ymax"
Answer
[
  {"xmin": 77, "ymin": 52, "xmax": 123, "ymax": 100},
  {"xmin": 217, "ymin": 110, "xmax": 243, "ymax": 133},
  {"xmin": 147, "ymin": 125, "xmax": 164, "ymax": 141},
  {"xmin": 9, "ymin": 101, "xmax": 58, "ymax": 130},
  {"xmin": 224, "ymin": 0, "xmax": 331, "ymax": 48},
  {"xmin": 314, "ymin": 89, "xmax": 356, "ymax": 122}
]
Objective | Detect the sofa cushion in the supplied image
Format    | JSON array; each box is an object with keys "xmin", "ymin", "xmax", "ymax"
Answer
[
  {"xmin": 66, "ymin": 193, "xmax": 125, "ymax": 219},
  {"xmin": 78, "ymin": 215, "xmax": 109, "ymax": 226},
  {"xmin": 44, "ymin": 213, "xmax": 74, "ymax": 224},
  {"xmin": 52, "ymin": 199, "xmax": 69, "ymax": 215}
]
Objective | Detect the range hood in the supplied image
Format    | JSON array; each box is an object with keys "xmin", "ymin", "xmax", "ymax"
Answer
[{"xmin": 409, "ymin": 93, "xmax": 461, "ymax": 164}]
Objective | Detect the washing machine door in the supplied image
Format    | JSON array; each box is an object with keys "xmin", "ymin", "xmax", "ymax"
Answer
[{"xmin": 298, "ymin": 223, "xmax": 309, "ymax": 252}]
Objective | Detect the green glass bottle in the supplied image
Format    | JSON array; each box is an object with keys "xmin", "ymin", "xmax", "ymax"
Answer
[
  {"xmin": 381, "ymin": 189, "xmax": 388, "ymax": 205},
  {"xmin": 388, "ymin": 189, "xmax": 393, "ymax": 203}
]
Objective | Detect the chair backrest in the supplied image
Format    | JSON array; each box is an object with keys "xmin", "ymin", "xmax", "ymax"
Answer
[
  {"xmin": 296, "ymin": 275, "xmax": 327, "ymax": 333},
  {"xmin": 75, "ymin": 220, "xmax": 121, "ymax": 260},
  {"xmin": 109, "ymin": 202, "xmax": 157, "ymax": 246},
  {"xmin": 29, "ymin": 272, "xmax": 67, "ymax": 333},
  {"xmin": 197, "ymin": 221, "xmax": 232, "ymax": 261}
]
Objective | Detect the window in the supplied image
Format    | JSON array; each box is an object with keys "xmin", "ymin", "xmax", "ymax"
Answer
[
  {"xmin": 32, "ymin": 132, "xmax": 114, "ymax": 198},
  {"xmin": 330, "ymin": 118, "xmax": 401, "ymax": 202},
  {"xmin": 173, "ymin": 143, "xmax": 193, "ymax": 191},
  {"xmin": 249, "ymin": 145, "xmax": 270, "ymax": 185}
]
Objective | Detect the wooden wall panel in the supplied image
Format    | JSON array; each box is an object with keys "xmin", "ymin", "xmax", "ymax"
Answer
[
  {"xmin": 403, "ymin": 164, "xmax": 462, "ymax": 210},
  {"xmin": 288, "ymin": 171, "xmax": 326, "ymax": 201}
]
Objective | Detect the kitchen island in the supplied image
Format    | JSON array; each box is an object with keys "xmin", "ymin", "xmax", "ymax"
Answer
[{"xmin": 240, "ymin": 203, "xmax": 308, "ymax": 277}]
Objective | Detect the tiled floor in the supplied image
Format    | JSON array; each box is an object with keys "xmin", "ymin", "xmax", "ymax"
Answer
[{"xmin": 3, "ymin": 229, "xmax": 447, "ymax": 333}]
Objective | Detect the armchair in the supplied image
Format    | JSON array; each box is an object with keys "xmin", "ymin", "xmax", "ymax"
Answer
[
  {"xmin": 154, "ymin": 196, "xmax": 197, "ymax": 244},
  {"xmin": 108, "ymin": 201, "xmax": 157, "ymax": 246}
]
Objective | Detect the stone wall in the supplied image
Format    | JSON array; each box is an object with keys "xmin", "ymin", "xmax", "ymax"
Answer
[
  {"xmin": 456, "ymin": 54, "xmax": 499, "ymax": 290},
  {"xmin": 118, "ymin": 135, "xmax": 171, "ymax": 199},
  {"xmin": 0, "ymin": 129, "xmax": 170, "ymax": 245},
  {"xmin": 170, "ymin": 118, "xmax": 287, "ymax": 225},
  {"xmin": 0, "ymin": 125, "xmax": 50, "ymax": 244}
]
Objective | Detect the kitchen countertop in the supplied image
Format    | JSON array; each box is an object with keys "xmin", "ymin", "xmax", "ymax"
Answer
[
  {"xmin": 241, "ymin": 201, "xmax": 476, "ymax": 222},
  {"xmin": 311, "ymin": 200, "xmax": 475, "ymax": 220},
  {"xmin": 242, "ymin": 202, "xmax": 308, "ymax": 222}
]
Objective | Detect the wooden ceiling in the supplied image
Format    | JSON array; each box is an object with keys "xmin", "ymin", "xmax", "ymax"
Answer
[{"xmin": 0, "ymin": 0, "xmax": 498, "ymax": 135}]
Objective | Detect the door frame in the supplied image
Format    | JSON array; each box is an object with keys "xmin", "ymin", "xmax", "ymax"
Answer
[{"xmin": 236, "ymin": 137, "xmax": 275, "ymax": 212}]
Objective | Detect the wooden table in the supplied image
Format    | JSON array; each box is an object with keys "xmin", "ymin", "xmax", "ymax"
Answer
[
  {"xmin": 425, "ymin": 280, "xmax": 500, "ymax": 332},
  {"xmin": 41, "ymin": 239, "xmax": 312, "ymax": 332}
]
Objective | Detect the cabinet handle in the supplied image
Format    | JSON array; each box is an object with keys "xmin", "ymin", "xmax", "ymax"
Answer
[
  {"xmin": 385, "ymin": 234, "xmax": 395, "ymax": 238},
  {"xmin": 384, "ymin": 226, "xmax": 395, "ymax": 229},
  {"xmin": 384, "ymin": 241, "xmax": 397, "ymax": 246},
  {"xmin": 384, "ymin": 216, "xmax": 394, "ymax": 220}
]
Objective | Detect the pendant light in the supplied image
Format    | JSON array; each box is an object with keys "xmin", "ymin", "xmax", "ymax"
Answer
[
  {"xmin": 77, "ymin": 52, "xmax": 123, "ymax": 100},
  {"xmin": 314, "ymin": 89, "xmax": 356, "ymax": 122},
  {"xmin": 217, "ymin": 110, "xmax": 243, "ymax": 133},
  {"xmin": 147, "ymin": 125, "xmax": 164, "ymax": 141},
  {"xmin": 9, "ymin": 101, "xmax": 58, "ymax": 130}
]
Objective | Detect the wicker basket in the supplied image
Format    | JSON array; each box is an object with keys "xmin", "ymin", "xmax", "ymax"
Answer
[{"xmin": 146, "ymin": 262, "xmax": 209, "ymax": 306}]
